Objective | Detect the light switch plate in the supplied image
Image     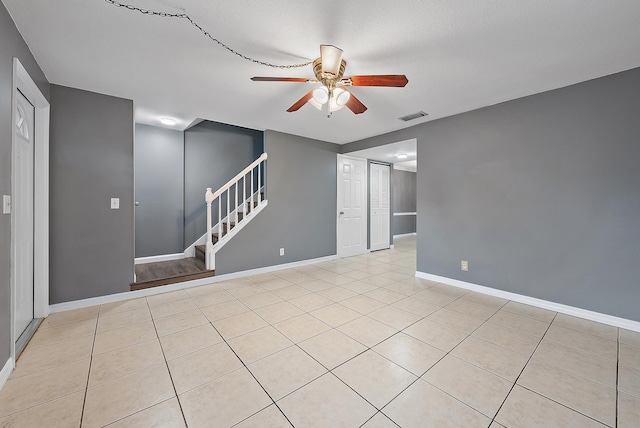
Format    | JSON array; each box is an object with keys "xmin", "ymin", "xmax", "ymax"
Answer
[
  {"xmin": 110, "ymin": 198, "xmax": 120, "ymax": 209},
  {"xmin": 2, "ymin": 195, "xmax": 10, "ymax": 214}
]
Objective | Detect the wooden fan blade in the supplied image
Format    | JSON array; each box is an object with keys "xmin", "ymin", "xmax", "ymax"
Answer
[
  {"xmin": 251, "ymin": 77, "xmax": 312, "ymax": 83},
  {"xmin": 287, "ymin": 90, "xmax": 314, "ymax": 112},
  {"xmin": 346, "ymin": 75, "xmax": 409, "ymax": 87},
  {"xmin": 344, "ymin": 90, "xmax": 367, "ymax": 114}
]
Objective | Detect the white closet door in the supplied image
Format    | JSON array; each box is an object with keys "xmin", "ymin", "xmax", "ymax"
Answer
[{"xmin": 370, "ymin": 163, "xmax": 390, "ymax": 251}]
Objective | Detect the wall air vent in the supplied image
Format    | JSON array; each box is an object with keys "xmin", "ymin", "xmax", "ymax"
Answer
[{"xmin": 399, "ymin": 111, "xmax": 428, "ymax": 122}]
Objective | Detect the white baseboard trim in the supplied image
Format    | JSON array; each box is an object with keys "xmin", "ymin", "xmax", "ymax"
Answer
[
  {"xmin": 0, "ymin": 358, "xmax": 14, "ymax": 391},
  {"xmin": 135, "ymin": 253, "xmax": 185, "ymax": 265},
  {"xmin": 393, "ymin": 233, "xmax": 416, "ymax": 239},
  {"xmin": 416, "ymin": 271, "xmax": 640, "ymax": 332},
  {"xmin": 50, "ymin": 254, "xmax": 339, "ymax": 314}
]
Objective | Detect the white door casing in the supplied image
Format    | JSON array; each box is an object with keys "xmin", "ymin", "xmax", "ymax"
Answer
[
  {"xmin": 337, "ymin": 155, "xmax": 367, "ymax": 257},
  {"xmin": 10, "ymin": 58, "xmax": 50, "ymax": 367},
  {"xmin": 370, "ymin": 162, "xmax": 390, "ymax": 251},
  {"xmin": 13, "ymin": 90, "xmax": 35, "ymax": 339}
]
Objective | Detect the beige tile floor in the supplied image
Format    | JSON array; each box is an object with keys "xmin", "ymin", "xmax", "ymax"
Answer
[{"xmin": 1, "ymin": 236, "xmax": 639, "ymax": 427}]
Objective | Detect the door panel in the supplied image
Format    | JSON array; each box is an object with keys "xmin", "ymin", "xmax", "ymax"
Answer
[
  {"xmin": 370, "ymin": 163, "xmax": 390, "ymax": 251},
  {"xmin": 337, "ymin": 156, "xmax": 367, "ymax": 257},
  {"xmin": 14, "ymin": 90, "xmax": 35, "ymax": 339}
]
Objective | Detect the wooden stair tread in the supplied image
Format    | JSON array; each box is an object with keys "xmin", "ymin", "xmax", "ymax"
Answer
[
  {"xmin": 131, "ymin": 257, "xmax": 214, "ymax": 291},
  {"xmin": 130, "ymin": 270, "xmax": 215, "ymax": 291}
]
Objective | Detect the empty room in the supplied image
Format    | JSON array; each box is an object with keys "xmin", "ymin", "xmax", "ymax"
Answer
[{"xmin": 0, "ymin": 1, "xmax": 639, "ymax": 427}]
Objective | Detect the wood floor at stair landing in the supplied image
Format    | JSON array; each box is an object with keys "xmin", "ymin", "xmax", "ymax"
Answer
[{"xmin": 132, "ymin": 258, "xmax": 215, "ymax": 291}]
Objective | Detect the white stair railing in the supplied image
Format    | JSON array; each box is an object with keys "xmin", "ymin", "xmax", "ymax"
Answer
[{"xmin": 204, "ymin": 153, "xmax": 267, "ymax": 269}]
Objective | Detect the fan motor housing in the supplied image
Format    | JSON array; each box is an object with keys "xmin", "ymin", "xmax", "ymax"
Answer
[{"xmin": 313, "ymin": 57, "xmax": 347, "ymax": 89}]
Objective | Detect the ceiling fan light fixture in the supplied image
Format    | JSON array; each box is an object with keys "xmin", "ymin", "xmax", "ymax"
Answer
[
  {"xmin": 308, "ymin": 98, "xmax": 323, "ymax": 110},
  {"xmin": 335, "ymin": 88, "xmax": 351, "ymax": 107},
  {"xmin": 320, "ymin": 45, "xmax": 343, "ymax": 76},
  {"xmin": 312, "ymin": 86, "xmax": 329, "ymax": 105}
]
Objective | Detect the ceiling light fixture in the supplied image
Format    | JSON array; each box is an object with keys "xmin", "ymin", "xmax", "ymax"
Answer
[
  {"xmin": 312, "ymin": 86, "xmax": 329, "ymax": 105},
  {"xmin": 160, "ymin": 117, "xmax": 177, "ymax": 126},
  {"xmin": 396, "ymin": 153, "xmax": 408, "ymax": 160},
  {"xmin": 254, "ymin": 45, "xmax": 407, "ymax": 117}
]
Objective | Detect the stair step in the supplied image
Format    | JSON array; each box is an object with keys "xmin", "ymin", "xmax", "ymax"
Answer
[
  {"xmin": 131, "ymin": 257, "xmax": 214, "ymax": 291},
  {"xmin": 131, "ymin": 270, "xmax": 215, "ymax": 291}
]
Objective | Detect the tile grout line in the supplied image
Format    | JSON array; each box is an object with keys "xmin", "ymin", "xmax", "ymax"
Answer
[
  {"xmin": 145, "ymin": 297, "xmax": 190, "ymax": 428},
  {"xmin": 486, "ymin": 311, "xmax": 556, "ymax": 426},
  {"xmin": 259, "ymin": 258, "xmax": 423, "ymax": 421},
  {"xmin": 78, "ymin": 310, "xmax": 100, "ymax": 427},
  {"xmin": 370, "ymin": 294, "xmax": 513, "ymax": 425},
  {"xmin": 190, "ymin": 294, "xmax": 295, "ymax": 428},
  {"xmin": 215, "ymin": 261, "xmax": 412, "ymax": 425},
  {"xmin": 488, "ymin": 312, "xmax": 616, "ymax": 427}
]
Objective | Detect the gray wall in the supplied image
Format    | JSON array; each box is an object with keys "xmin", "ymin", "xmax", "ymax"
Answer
[
  {"xmin": 215, "ymin": 131, "xmax": 339, "ymax": 274},
  {"xmin": 392, "ymin": 169, "xmax": 416, "ymax": 236},
  {"xmin": 134, "ymin": 124, "xmax": 184, "ymax": 257},
  {"xmin": 0, "ymin": 1, "xmax": 49, "ymax": 365},
  {"xmin": 347, "ymin": 67, "xmax": 640, "ymax": 321},
  {"xmin": 50, "ymin": 85, "xmax": 134, "ymax": 303},
  {"xmin": 184, "ymin": 121, "xmax": 263, "ymax": 248}
]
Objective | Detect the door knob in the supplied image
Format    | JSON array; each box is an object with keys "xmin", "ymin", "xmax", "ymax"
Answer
[{"xmin": 339, "ymin": 211, "xmax": 344, "ymax": 215}]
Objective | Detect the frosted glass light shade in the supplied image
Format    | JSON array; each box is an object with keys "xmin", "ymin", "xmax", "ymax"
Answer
[
  {"xmin": 312, "ymin": 86, "xmax": 329, "ymax": 104},
  {"xmin": 335, "ymin": 89, "xmax": 351, "ymax": 107},
  {"xmin": 320, "ymin": 45, "xmax": 343, "ymax": 76}
]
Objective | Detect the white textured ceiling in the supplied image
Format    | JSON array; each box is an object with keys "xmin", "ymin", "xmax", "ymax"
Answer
[
  {"xmin": 348, "ymin": 139, "xmax": 417, "ymax": 171},
  {"xmin": 4, "ymin": 0, "xmax": 640, "ymax": 144}
]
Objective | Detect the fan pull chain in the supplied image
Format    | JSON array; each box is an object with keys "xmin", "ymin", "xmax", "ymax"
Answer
[{"xmin": 103, "ymin": 0, "xmax": 313, "ymax": 69}]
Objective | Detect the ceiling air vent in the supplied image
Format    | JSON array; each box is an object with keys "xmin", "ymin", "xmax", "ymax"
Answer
[{"xmin": 399, "ymin": 111, "xmax": 428, "ymax": 122}]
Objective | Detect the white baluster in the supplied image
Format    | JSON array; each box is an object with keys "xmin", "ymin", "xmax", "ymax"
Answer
[
  {"xmin": 234, "ymin": 182, "xmax": 238, "ymax": 225},
  {"xmin": 251, "ymin": 168, "xmax": 254, "ymax": 213},
  {"xmin": 226, "ymin": 189, "xmax": 230, "ymax": 236},
  {"xmin": 258, "ymin": 163, "xmax": 262, "ymax": 206},
  {"xmin": 205, "ymin": 188, "xmax": 214, "ymax": 270},
  {"xmin": 243, "ymin": 175, "xmax": 246, "ymax": 217},
  {"xmin": 217, "ymin": 195, "xmax": 222, "ymax": 240}
]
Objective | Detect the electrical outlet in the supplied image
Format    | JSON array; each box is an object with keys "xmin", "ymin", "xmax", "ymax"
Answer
[
  {"xmin": 110, "ymin": 198, "xmax": 120, "ymax": 209},
  {"xmin": 279, "ymin": 248, "xmax": 285, "ymax": 256},
  {"xmin": 461, "ymin": 260, "xmax": 469, "ymax": 272}
]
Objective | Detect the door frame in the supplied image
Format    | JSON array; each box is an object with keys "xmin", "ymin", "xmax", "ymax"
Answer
[
  {"xmin": 336, "ymin": 154, "xmax": 368, "ymax": 258},
  {"xmin": 369, "ymin": 161, "xmax": 391, "ymax": 251},
  {"xmin": 10, "ymin": 58, "xmax": 50, "ymax": 367}
]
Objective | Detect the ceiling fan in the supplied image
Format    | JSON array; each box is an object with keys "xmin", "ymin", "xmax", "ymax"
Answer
[{"xmin": 251, "ymin": 45, "xmax": 408, "ymax": 117}]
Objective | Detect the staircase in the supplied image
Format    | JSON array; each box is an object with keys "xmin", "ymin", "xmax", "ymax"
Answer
[
  {"xmin": 194, "ymin": 192, "xmax": 264, "ymax": 265},
  {"xmin": 131, "ymin": 153, "xmax": 268, "ymax": 291}
]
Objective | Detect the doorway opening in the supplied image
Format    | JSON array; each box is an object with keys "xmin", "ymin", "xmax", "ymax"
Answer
[{"xmin": 339, "ymin": 138, "xmax": 417, "ymax": 254}]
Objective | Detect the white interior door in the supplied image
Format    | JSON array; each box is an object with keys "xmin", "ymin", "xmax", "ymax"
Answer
[
  {"xmin": 337, "ymin": 155, "xmax": 367, "ymax": 257},
  {"xmin": 370, "ymin": 163, "xmax": 390, "ymax": 251},
  {"xmin": 14, "ymin": 90, "xmax": 35, "ymax": 340}
]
